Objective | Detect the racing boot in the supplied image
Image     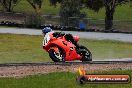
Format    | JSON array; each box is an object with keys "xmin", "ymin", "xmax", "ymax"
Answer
[{"xmin": 73, "ymin": 42, "xmax": 81, "ymax": 54}]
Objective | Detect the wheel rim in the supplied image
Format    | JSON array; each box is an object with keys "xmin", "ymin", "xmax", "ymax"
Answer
[
  {"xmin": 81, "ymin": 49, "xmax": 91, "ymax": 61},
  {"xmin": 54, "ymin": 51, "xmax": 63, "ymax": 61},
  {"xmin": 85, "ymin": 51, "xmax": 90, "ymax": 58}
]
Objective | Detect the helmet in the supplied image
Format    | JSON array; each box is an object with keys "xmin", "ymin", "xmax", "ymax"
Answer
[{"xmin": 42, "ymin": 27, "xmax": 52, "ymax": 34}]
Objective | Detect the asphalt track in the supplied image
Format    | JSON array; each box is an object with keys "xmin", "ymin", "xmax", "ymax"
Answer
[{"xmin": 0, "ymin": 28, "xmax": 132, "ymax": 42}]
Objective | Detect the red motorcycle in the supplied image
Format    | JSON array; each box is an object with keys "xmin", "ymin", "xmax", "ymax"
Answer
[{"xmin": 43, "ymin": 32, "xmax": 92, "ymax": 62}]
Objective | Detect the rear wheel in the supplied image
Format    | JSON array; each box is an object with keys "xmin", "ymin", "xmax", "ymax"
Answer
[
  {"xmin": 78, "ymin": 46, "xmax": 92, "ymax": 62},
  {"xmin": 49, "ymin": 48, "xmax": 65, "ymax": 62}
]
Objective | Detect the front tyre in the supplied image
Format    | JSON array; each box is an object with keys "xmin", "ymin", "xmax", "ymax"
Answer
[
  {"xmin": 49, "ymin": 49, "xmax": 65, "ymax": 62},
  {"xmin": 79, "ymin": 46, "xmax": 92, "ymax": 62}
]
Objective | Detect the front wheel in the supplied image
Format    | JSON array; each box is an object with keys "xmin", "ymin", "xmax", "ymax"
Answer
[
  {"xmin": 78, "ymin": 46, "xmax": 92, "ymax": 62},
  {"xmin": 49, "ymin": 48, "xmax": 65, "ymax": 62}
]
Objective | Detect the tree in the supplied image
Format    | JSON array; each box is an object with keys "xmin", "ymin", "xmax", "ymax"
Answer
[
  {"xmin": 0, "ymin": 0, "xmax": 21, "ymax": 12},
  {"xmin": 60, "ymin": 0, "xmax": 82, "ymax": 26},
  {"xmin": 83, "ymin": 0, "xmax": 129, "ymax": 30},
  {"xmin": 49, "ymin": 0, "xmax": 62, "ymax": 7},
  {"xmin": 104, "ymin": 0, "xmax": 128, "ymax": 30},
  {"xmin": 81, "ymin": 0, "xmax": 104, "ymax": 12},
  {"xmin": 50, "ymin": 0, "xmax": 85, "ymax": 26},
  {"xmin": 50, "ymin": 0, "xmax": 130, "ymax": 30},
  {"xmin": 26, "ymin": 0, "xmax": 42, "ymax": 14},
  {"xmin": 26, "ymin": 0, "xmax": 43, "ymax": 28}
]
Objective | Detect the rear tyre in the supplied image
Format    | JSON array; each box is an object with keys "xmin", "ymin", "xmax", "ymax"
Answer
[
  {"xmin": 49, "ymin": 49, "xmax": 65, "ymax": 62},
  {"xmin": 78, "ymin": 45, "xmax": 92, "ymax": 62}
]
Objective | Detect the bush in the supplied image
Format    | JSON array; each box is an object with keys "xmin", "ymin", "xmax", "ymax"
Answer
[{"xmin": 25, "ymin": 13, "xmax": 44, "ymax": 28}]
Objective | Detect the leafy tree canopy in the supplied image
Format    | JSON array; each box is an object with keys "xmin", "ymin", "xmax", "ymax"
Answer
[{"xmin": 0, "ymin": 0, "xmax": 21, "ymax": 12}]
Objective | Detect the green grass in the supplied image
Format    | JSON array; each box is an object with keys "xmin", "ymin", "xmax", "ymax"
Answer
[
  {"xmin": 79, "ymin": 39, "xmax": 132, "ymax": 60},
  {"xmin": 0, "ymin": 0, "xmax": 131, "ymax": 20},
  {"xmin": 14, "ymin": 1, "xmax": 132, "ymax": 20},
  {"xmin": 0, "ymin": 33, "xmax": 51, "ymax": 63},
  {"xmin": 0, "ymin": 70, "xmax": 132, "ymax": 88},
  {"xmin": 13, "ymin": 0, "xmax": 60, "ymax": 15},
  {"xmin": 0, "ymin": 33, "xmax": 132, "ymax": 63},
  {"xmin": 81, "ymin": 4, "xmax": 132, "ymax": 20}
]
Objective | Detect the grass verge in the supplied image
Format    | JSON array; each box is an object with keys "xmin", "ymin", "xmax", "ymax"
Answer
[
  {"xmin": 0, "ymin": 33, "xmax": 132, "ymax": 63},
  {"xmin": 0, "ymin": 70, "xmax": 131, "ymax": 88}
]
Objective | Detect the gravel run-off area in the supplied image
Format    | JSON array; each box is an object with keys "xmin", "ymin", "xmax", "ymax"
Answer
[{"xmin": 0, "ymin": 63, "xmax": 132, "ymax": 78}]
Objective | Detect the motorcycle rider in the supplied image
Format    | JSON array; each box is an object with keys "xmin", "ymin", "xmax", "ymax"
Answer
[{"xmin": 42, "ymin": 27, "xmax": 80, "ymax": 50}]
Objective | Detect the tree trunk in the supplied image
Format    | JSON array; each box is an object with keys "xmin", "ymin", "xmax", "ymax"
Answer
[
  {"xmin": 6, "ymin": 0, "xmax": 12, "ymax": 12},
  {"xmin": 105, "ymin": 8, "xmax": 115, "ymax": 30}
]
